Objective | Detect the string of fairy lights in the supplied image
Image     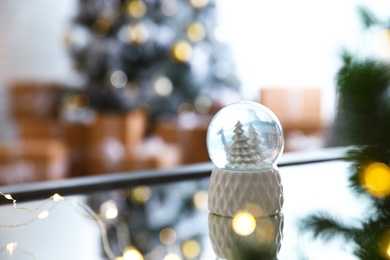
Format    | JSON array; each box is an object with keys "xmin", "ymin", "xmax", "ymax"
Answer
[{"xmin": 0, "ymin": 188, "xmax": 211, "ymax": 260}]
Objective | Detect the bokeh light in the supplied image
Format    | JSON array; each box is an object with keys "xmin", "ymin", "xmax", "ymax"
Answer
[
  {"xmin": 110, "ymin": 70, "xmax": 128, "ymax": 88},
  {"xmin": 92, "ymin": 19, "xmax": 110, "ymax": 37},
  {"xmin": 100, "ymin": 200, "xmax": 118, "ymax": 220},
  {"xmin": 255, "ymin": 218, "xmax": 275, "ymax": 245},
  {"xmin": 123, "ymin": 246, "xmax": 144, "ymax": 260},
  {"xmin": 71, "ymin": 93, "xmax": 90, "ymax": 111},
  {"xmin": 190, "ymin": 0, "xmax": 208, "ymax": 9},
  {"xmin": 129, "ymin": 22, "xmax": 149, "ymax": 44},
  {"xmin": 161, "ymin": 0, "xmax": 178, "ymax": 16},
  {"xmin": 378, "ymin": 229, "xmax": 390, "ymax": 259},
  {"xmin": 153, "ymin": 75, "xmax": 173, "ymax": 97},
  {"xmin": 182, "ymin": 239, "xmax": 201, "ymax": 259},
  {"xmin": 194, "ymin": 96, "xmax": 212, "ymax": 114},
  {"xmin": 127, "ymin": 0, "xmax": 147, "ymax": 18},
  {"xmin": 129, "ymin": 185, "xmax": 152, "ymax": 204},
  {"xmin": 361, "ymin": 162, "xmax": 390, "ymax": 198},
  {"xmin": 172, "ymin": 40, "xmax": 192, "ymax": 62},
  {"xmin": 232, "ymin": 212, "xmax": 256, "ymax": 236},
  {"xmin": 187, "ymin": 22, "xmax": 206, "ymax": 42},
  {"xmin": 177, "ymin": 103, "xmax": 195, "ymax": 120},
  {"xmin": 159, "ymin": 227, "xmax": 177, "ymax": 245},
  {"xmin": 193, "ymin": 190, "xmax": 208, "ymax": 210},
  {"xmin": 164, "ymin": 253, "xmax": 181, "ymax": 260}
]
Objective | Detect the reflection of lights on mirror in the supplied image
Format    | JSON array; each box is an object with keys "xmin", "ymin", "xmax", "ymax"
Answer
[
  {"xmin": 129, "ymin": 186, "xmax": 152, "ymax": 204},
  {"xmin": 193, "ymin": 190, "xmax": 208, "ymax": 210},
  {"xmin": 182, "ymin": 239, "xmax": 201, "ymax": 259},
  {"xmin": 232, "ymin": 212, "xmax": 256, "ymax": 236},
  {"xmin": 100, "ymin": 200, "xmax": 118, "ymax": 220},
  {"xmin": 256, "ymin": 218, "xmax": 275, "ymax": 245},
  {"xmin": 361, "ymin": 162, "xmax": 390, "ymax": 198},
  {"xmin": 159, "ymin": 227, "xmax": 177, "ymax": 245},
  {"xmin": 123, "ymin": 246, "xmax": 144, "ymax": 260},
  {"xmin": 164, "ymin": 253, "xmax": 181, "ymax": 260}
]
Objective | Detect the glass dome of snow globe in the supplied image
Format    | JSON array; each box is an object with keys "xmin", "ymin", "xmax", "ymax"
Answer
[{"xmin": 206, "ymin": 101, "xmax": 284, "ymax": 171}]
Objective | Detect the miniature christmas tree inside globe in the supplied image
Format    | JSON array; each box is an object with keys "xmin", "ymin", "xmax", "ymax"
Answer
[{"xmin": 207, "ymin": 101, "xmax": 284, "ymax": 171}]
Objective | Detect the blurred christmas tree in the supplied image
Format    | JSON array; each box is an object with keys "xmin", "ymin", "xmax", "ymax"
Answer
[
  {"xmin": 66, "ymin": 0, "xmax": 240, "ymax": 120},
  {"xmin": 302, "ymin": 5, "xmax": 390, "ymax": 260}
]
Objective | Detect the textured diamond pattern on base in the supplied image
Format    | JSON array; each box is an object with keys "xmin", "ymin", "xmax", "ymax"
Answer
[
  {"xmin": 208, "ymin": 168, "xmax": 283, "ymax": 217},
  {"xmin": 208, "ymin": 213, "xmax": 284, "ymax": 259}
]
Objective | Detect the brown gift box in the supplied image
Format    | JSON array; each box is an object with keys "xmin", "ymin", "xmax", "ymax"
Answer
[
  {"xmin": 87, "ymin": 110, "xmax": 147, "ymax": 147},
  {"xmin": 153, "ymin": 115, "xmax": 212, "ymax": 164},
  {"xmin": 0, "ymin": 140, "xmax": 70, "ymax": 185},
  {"xmin": 260, "ymin": 87, "xmax": 323, "ymax": 134},
  {"xmin": 16, "ymin": 118, "xmax": 64, "ymax": 139},
  {"xmin": 85, "ymin": 137, "xmax": 182, "ymax": 175},
  {"xmin": 9, "ymin": 81, "xmax": 62, "ymax": 119}
]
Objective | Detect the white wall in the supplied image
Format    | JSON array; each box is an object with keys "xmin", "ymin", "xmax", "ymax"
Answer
[
  {"xmin": 216, "ymin": 0, "xmax": 390, "ymax": 120},
  {"xmin": 0, "ymin": 0, "xmax": 77, "ymax": 139}
]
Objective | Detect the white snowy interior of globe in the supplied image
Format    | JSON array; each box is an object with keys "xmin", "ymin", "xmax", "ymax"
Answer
[{"xmin": 207, "ymin": 101, "xmax": 284, "ymax": 171}]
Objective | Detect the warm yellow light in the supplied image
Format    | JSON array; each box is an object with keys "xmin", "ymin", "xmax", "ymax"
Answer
[
  {"xmin": 187, "ymin": 22, "xmax": 206, "ymax": 42},
  {"xmin": 128, "ymin": 22, "xmax": 149, "ymax": 44},
  {"xmin": 255, "ymin": 218, "xmax": 275, "ymax": 245},
  {"xmin": 92, "ymin": 19, "xmax": 110, "ymax": 37},
  {"xmin": 190, "ymin": 0, "xmax": 208, "ymax": 8},
  {"xmin": 232, "ymin": 212, "xmax": 256, "ymax": 236},
  {"xmin": 6, "ymin": 242, "xmax": 17, "ymax": 256},
  {"xmin": 193, "ymin": 190, "xmax": 208, "ymax": 210},
  {"xmin": 182, "ymin": 239, "xmax": 201, "ymax": 259},
  {"xmin": 163, "ymin": 253, "xmax": 181, "ymax": 260},
  {"xmin": 128, "ymin": 0, "xmax": 147, "ymax": 18},
  {"xmin": 53, "ymin": 193, "xmax": 64, "ymax": 202},
  {"xmin": 123, "ymin": 246, "xmax": 144, "ymax": 260},
  {"xmin": 361, "ymin": 162, "xmax": 390, "ymax": 197},
  {"xmin": 71, "ymin": 93, "xmax": 90, "ymax": 111},
  {"xmin": 130, "ymin": 186, "xmax": 152, "ymax": 204},
  {"xmin": 171, "ymin": 40, "xmax": 192, "ymax": 62},
  {"xmin": 38, "ymin": 210, "xmax": 50, "ymax": 220},
  {"xmin": 159, "ymin": 227, "xmax": 177, "ymax": 245},
  {"xmin": 100, "ymin": 200, "xmax": 119, "ymax": 220},
  {"xmin": 4, "ymin": 194, "xmax": 13, "ymax": 200}
]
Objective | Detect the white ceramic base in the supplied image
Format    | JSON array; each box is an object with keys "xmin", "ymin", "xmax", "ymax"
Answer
[{"xmin": 208, "ymin": 167, "xmax": 283, "ymax": 217}]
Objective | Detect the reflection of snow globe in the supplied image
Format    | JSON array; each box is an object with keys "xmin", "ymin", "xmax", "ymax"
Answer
[
  {"xmin": 207, "ymin": 101, "xmax": 284, "ymax": 217},
  {"xmin": 207, "ymin": 101, "xmax": 284, "ymax": 170}
]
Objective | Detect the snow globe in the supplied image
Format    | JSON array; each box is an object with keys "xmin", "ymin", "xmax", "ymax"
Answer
[{"xmin": 207, "ymin": 101, "xmax": 284, "ymax": 217}]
